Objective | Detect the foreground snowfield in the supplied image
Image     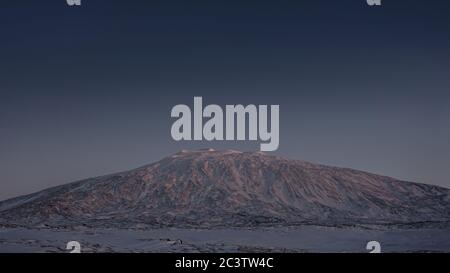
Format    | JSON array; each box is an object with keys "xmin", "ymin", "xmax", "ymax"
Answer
[{"xmin": 1, "ymin": 226, "xmax": 449, "ymax": 253}]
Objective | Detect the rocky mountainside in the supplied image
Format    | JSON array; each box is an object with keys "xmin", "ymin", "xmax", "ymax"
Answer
[{"xmin": 0, "ymin": 149, "xmax": 449, "ymax": 228}]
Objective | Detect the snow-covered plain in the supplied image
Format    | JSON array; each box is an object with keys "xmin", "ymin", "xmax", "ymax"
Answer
[{"xmin": 1, "ymin": 226, "xmax": 449, "ymax": 253}]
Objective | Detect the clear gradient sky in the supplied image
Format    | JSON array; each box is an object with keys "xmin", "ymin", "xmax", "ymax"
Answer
[{"xmin": 0, "ymin": 0, "xmax": 449, "ymax": 200}]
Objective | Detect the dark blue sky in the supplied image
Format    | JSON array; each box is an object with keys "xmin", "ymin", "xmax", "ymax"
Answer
[{"xmin": 1, "ymin": 0, "xmax": 449, "ymax": 200}]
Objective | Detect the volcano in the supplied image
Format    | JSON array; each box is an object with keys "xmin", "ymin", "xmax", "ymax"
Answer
[{"xmin": 0, "ymin": 149, "xmax": 449, "ymax": 229}]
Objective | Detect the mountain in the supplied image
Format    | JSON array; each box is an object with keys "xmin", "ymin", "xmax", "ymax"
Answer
[{"xmin": 0, "ymin": 149, "xmax": 449, "ymax": 229}]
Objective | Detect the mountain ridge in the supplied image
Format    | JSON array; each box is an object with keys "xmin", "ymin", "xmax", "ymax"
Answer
[{"xmin": 1, "ymin": 149, "xmax": 449, "ymax": 229}]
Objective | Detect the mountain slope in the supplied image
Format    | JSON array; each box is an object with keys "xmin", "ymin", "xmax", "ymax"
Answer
[{"xmin": 0, "ymin": 149, "xmax": 449, "ymax": 228}]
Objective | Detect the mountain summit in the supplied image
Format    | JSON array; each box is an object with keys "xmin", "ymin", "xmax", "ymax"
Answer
[{"xmin": 1, "ymin": 149, "xmax": 449, "ymax": 228}]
